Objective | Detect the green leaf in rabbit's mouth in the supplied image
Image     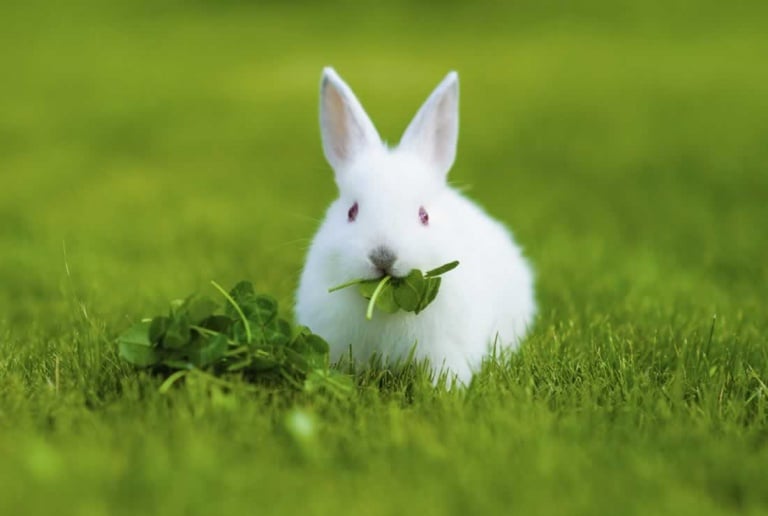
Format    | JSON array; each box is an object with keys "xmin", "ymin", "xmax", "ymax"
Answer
[{"xmin": 327, "ymin": 260, "xmax": 459, "ymax": 320}]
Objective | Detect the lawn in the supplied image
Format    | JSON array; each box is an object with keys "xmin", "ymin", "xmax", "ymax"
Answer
[{"xmin": 1, "ymin": 1, "xmax": 767, "ymax": 514}]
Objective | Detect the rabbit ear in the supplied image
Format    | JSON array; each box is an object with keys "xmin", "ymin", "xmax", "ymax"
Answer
[
  {"xmin": 399, "ymin": 71, "xmax": 459, "ymax": 179},
  {"xmin": 320, "ymin": 67, "xmax": 381, "ymax": 172}
]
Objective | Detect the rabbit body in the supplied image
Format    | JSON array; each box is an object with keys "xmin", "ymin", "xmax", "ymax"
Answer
[{"xmin": 295, "ymin": 68, "xmax": 536, "ymax": 383}]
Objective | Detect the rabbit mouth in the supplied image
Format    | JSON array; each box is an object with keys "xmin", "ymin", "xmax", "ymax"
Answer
[
  {"xmin": 372, "ymin": 269, "xmax": 408, "ymax": 280},
  {"xmin": 365, "ymin": 268, "xmax": 397, "ymax": 281}
]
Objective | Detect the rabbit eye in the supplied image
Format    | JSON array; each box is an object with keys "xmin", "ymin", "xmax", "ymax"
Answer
[
  {"xmin": 348, "ymin": 202, "xmax": 359, "ymax": 222},
  {"xmin": 419, "ymin": 206, "xmax": 429, "ymax": 226}
]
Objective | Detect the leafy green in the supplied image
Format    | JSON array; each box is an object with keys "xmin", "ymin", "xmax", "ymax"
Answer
[
  {"xmin": 117, "ymin": 320, "xmax": 160, "ymax": 367},
  {"xmin": 328, "ymin": 260, "xmax": 459, "ymax": 320},
  {"xmin": 116, "ymin": 280, "xmax": 353, "ymax": 396},
  {"xmin": 424, "ymin": 261, "xmax": 460, "ymax": 277},
  {"xmin": 358, "ymin": 277, "xmax": 399, "ymax": 316}
]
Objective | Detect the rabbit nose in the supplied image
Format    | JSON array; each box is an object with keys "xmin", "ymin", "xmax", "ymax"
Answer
[{"xmin": 369, "ymin": 246, "xmax": 397, "ymax": 272}]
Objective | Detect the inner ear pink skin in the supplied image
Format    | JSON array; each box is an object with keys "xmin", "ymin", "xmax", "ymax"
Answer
[
  {"xmin": 419, "ymin": 206, "xmax": 429, "ymax": 226},
  {"xmin": 348, "ymin": 202, "xmax": 359, "ymax": 222}
]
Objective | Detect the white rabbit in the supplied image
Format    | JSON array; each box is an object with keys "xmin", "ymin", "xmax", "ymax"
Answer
[{"xmin": 295, "ymin": 67, "xmax": 536, "ymax": 383}]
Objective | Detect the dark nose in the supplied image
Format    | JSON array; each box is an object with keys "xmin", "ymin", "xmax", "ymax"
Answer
[{"xmin": 369, "ymin": 246, "xmax": 397, "ymax": 272}]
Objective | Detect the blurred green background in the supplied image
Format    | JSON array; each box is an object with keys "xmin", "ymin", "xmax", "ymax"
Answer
[
  {"xmin": 1, "ymin": 0, "xmax": 767, "ymax": 514},
  {"xmin": 2, "ymin": 0, "xmax": 766, "ymax": 323}
]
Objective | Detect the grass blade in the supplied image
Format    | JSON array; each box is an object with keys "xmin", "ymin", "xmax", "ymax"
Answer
[{"xmin": 210, "ymin": 280, "xmax": 252, "ymax": 344}]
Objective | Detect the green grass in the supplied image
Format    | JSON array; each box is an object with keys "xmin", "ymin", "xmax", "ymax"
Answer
[{"xmin": 1, "ymin": 1, "xmax": 767, "ymax": 514}]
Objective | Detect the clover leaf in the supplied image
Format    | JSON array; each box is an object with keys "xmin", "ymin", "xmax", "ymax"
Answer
[
  {"xmin": 328, "ymin": 260, "xmax": 459, "ymax": 320},
  {"xmin": 116, "ymin": 280, "xmax": 353, "ymax": 397}
]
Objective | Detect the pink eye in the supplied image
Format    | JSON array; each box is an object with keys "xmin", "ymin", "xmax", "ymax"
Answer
[
  {"xmin": 419, "ymin": 206, "xmax": 429, "ymax": 226},
  {"xmin": 348, "ymin": 202, "xmax": 359, "ymax": 222}
]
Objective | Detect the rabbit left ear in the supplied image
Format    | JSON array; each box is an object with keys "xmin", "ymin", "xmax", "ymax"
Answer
[
  {"xmin": 399, "ymin": 71, "xmax": 459, "ymax": 180},
  {"xmin": 320, "ymin": 67, "xmax": 382, "ymax": 174}
]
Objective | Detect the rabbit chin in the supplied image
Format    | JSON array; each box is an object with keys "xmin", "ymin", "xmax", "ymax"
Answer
[{"xmin": 295, "ymin": 247, "xmax": 536, "ymax": 385}]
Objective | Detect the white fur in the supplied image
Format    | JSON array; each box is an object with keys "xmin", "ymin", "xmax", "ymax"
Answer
[{"xmin": 296, "ymin": 67, "xmax": 536, "ymax": 383}]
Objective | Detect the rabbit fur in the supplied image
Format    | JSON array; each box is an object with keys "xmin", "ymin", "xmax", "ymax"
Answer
[{"xmin": 295, "ymin": 67, "xmax": 536, "ymax": 383}]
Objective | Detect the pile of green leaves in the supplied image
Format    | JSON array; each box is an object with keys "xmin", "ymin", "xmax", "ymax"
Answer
[
  {"xmin": 328, "ymin": 261, "xmax": 459, "ymax": 320},
  {"xmin": 117, "ymin": 281, "xmax": 352, "ymax": 396}
]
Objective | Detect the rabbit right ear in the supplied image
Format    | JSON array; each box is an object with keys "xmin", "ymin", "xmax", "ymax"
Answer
[
  {"xmin": 399, "ymin": 71, "xmax": 459, "ymax": 180},
  {"xmin": 320, "ymin": 67, "xmax": 381, "ymax": 172}
]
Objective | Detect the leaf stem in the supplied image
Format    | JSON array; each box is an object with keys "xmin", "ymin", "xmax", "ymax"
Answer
[
  {"xmin": 190, "ymin": 325, "xmax": 221, "ymax": 337},
  {"xmin": 210, "ymin": 280, "xmax": 252, "ymax": 344},
  {"xmin": 366, "ymin": 276, "xmax": 391, "ymax": 320},
  {"xmin": 158, "ymin": 370, "xmax": 190, "ymax": 394},
  {"xmin": 328, "ymin": 278, "xmax": 367, "ymax": 293}
]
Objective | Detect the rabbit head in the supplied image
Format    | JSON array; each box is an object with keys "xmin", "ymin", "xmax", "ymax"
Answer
[{"xmin": 318, "ymin": 67, "xmax": 461, "ymax": 282}]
